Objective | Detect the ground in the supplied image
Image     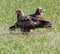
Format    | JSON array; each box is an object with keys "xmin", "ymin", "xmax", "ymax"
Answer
[{"xmin": 0, "ymin": 0, "xmax": 60, "ymax": 54}]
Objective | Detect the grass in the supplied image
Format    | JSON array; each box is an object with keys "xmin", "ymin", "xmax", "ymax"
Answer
[{"xmin": 0, "ymin": 0, "xmax": 60, "ymax": 54}]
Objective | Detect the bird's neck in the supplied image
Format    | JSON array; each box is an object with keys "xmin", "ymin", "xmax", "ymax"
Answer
[
  {"xmin": 35, "ymin": 12, "xmax": 41, "ymax": 15},
  {"xmin": 17, "ymin": 14, "xmax": 22, "ymax": 21},
  {"xmin": 17, "ymin": 14, "xmax": 21, "ymax": 18}
]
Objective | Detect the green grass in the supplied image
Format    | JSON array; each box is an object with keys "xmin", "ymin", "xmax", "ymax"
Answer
[{"xmin": 0, "ymin": 0, "xmax": 60, "ymax": 54}]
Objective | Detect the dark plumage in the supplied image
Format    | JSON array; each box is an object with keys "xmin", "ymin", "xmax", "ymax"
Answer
[
  {"xmin": 9, "ymin": 9, "xmax": 34, "ymax": 30},
  {"xmin": 9, "ymin": 9, "xmax": 52, "ymax": 34},
  {"xmin": 9, "ymin": 9, "xmax": 25, "ymax": 30},
  {"xmin": 16, "ymin": 9, "xmax": 24, "ymax": 21},
  {"xmin": 29, "ymin": 7, "xmax": 44, "ymax": 20},
  {"xmin": 9, "ymin": 19, "xmax": 52, "ymax": 33}
]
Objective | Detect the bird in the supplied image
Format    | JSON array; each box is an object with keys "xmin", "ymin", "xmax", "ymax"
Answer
[
  {"xmin": 9, "ymin": 17, "xmax": 52, "ymax": 34},
  {"xmin": 9, "ymin": 9, "xmax": 25, "ymax": 30},
  {"xmin": 16, "ymin": 9, "xmax": 24, "ymax": 21},
  {"xmin": 9, "ymin": 9, "xmax": 52, "ymax": 34},
  {"xmin": 29, "ymin": 7, "xmax": 44, "ymax": 20}
]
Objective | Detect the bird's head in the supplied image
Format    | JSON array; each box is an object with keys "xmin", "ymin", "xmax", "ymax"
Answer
[
  {"xmin": 16, "ymin": 9, "xmax": 24, "ymax": 17},
  {"xmin": 35, "ymin": 7, "xmax": 44, "ymax": 15}
]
